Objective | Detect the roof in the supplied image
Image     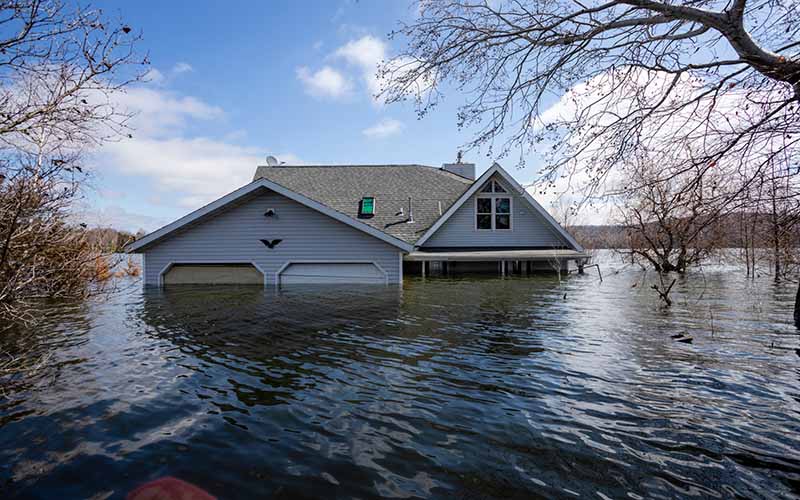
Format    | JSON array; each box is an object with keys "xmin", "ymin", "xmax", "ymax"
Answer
[
  {"xmin": 253, "ymin": 165, "xmax": 473, "ymax": 244},
  {"xmin": 126, "ymin": 177, "xmax": 415, "ymax": 253},
  {"xmin": 127, "ymin": 162, "xmax": 582, "ymax": 254}
]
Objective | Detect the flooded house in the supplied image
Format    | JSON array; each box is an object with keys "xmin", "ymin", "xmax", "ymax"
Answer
[{"xmin": 126, "ymin": 160, "xmax": 589, "ymax": 286}]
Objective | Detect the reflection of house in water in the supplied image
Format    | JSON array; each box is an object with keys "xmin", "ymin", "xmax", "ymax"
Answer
[{"xmin": 139, "ymin": 285, "xmax": 405, "ymax": 406}]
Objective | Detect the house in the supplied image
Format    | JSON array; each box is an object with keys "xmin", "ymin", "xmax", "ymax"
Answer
[{"xmin": 126, "ymin": 161, "xmax": 589, "ymax": 286}]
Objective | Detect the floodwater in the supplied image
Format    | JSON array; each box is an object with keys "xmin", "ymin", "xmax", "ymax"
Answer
[{"xmin": 1, "ymin": 256, "xmax": 799, "ymax": 499}]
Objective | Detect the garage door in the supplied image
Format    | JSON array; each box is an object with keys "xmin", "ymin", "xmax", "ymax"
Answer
[
  {"xmin": 163, "ymin": 264, "xmax": 264, "ymax": 285},
  {"xmin": 279, "ymin": 262, "xmax": 386, "ymax": 285}
]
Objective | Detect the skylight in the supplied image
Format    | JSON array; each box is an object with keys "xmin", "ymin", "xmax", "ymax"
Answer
[{"xmin": 359, "ymin": 197, "xmax": 375, "ymax": 217}]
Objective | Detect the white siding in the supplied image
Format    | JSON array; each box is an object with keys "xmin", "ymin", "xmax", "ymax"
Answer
[
  {"xmin": 422, "ymin": 175, "xmax": 568, "ymax": 248},
  {"xmin": 142, "ymin": 188, "xmax": 402, "ymax": 286}
]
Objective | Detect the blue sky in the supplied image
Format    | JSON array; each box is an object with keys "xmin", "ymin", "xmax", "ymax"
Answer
[{"xmin": 85, "ymin": 0, "xmax": 550, "ymax": 232}]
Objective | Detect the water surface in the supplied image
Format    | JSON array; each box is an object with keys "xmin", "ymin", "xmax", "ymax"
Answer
[{"xmin": 1, "ymin": 259, "xmax": 799, "ymax": 499}]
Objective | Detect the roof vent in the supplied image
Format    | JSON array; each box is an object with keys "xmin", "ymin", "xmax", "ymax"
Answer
[{"xmin": 442, "ymin": 155, "xmax": 475, "ymax": 180}]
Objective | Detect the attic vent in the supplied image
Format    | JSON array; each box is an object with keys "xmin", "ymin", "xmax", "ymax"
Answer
[{"xmin": 359, "ymin": 197, "xmax": 375, "ymax": 218}]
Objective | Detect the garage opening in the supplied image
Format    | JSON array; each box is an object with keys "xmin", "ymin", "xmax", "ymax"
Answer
[
  {"xmin": 163, "ymin": 263, "xmax": 264, "ymax": 285},
  {"xmin": 279, "ymin": 262, "xmax": 386, "ymax": 285}
]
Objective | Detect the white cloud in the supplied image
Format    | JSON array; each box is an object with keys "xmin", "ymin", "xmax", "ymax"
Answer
[
  {"xmin": 334, "ymin": 35, "xmax": 386, "ymax": 71},
  {"xmin": 115, "ymin": 87, "xmax": 223, "ymax": 137},
  {"xmin": 143, "ymin": 68, "xmax": 165, "ymax": 85},
  {"xmin": 101, "ymin": 137, "xmax": 263, "ymax": 207},
  {"xmin": 334, "ymin": 35, "xmax": 387, "ymax": 97},
  {"xmin": 362, "ymin": 118, "xmax": 404, "ymax": 138},
  {"xmin": 91, "ymin": 85, "xmax": 300, "ymax": 225},
  {"xmin": 296, "ymin": 65, "xmax": 352, "ymax": 99},
  {"xmin": 172, "ymin": 62, "xmax": 193, "ymax": 74}
]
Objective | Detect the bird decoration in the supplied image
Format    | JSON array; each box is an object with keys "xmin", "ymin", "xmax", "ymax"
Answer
[{"xmin": 260, "ymin": 238, "xmax": 282, "ymax": 249}]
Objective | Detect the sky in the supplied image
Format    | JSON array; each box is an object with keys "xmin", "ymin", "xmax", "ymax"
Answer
[{"xmin": 83, "ymin": 0, "xmax": 563, "ymax": 232}]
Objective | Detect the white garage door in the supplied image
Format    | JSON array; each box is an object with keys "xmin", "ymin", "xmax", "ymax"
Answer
[
  {"xmin": 163, "ymin": 264, "xmax": 264, "ymax": 285},
  {"xmin": 279, "ymin": 262, "xmax": 386, "ymax": 285}
]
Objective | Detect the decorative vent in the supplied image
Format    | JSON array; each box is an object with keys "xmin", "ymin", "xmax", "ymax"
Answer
[{"xmin": 260, "ymin": 238, "xmax": 282, "ymax": 249}]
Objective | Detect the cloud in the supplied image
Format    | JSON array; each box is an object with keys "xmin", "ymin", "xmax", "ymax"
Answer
[
  {"xmin": 362, "ymin": 118, "xmax": 404, "ymax": 138},
  {"xmin": 143, "ymin": 68, "xmax": 165, "ymax": 85},
  {"xmin": 101, "ymin": 137, "xmax": 263, "ymax": 207},
  {"xmin": 115, "ymin": 87, "xmax": 223, "ymax": 137},
  {"xmin": 172, "ymin": 62, "xmax": 193, "ymax": 74},
  {"xmin": 334, "ymin": 35, "xmax": 387, "ymax": 97},
  {"xmin": 296, "ymin": 65, "xmax": 352, "ymax": 99},
  {"xmin": 330, "ymin": 35, "xmax": 433, "ymax": 103},
  {"xmin": 92, "ymin": 85, "xmax": 299, "ymax": 221}
]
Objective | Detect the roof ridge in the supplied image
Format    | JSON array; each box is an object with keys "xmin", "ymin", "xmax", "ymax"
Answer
[
  {"xmin": 259, "ymin": 164, "xmax": 435, "ymax": 168},
  {"xmin": 254, "ymin": 163, "xmax": 474, "ymax": 184}
]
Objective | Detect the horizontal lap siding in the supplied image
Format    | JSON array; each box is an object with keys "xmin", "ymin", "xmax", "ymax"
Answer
[
  {"xmin": 142, "ymin": 189, "xmax": 402, "ymax": 285},
  {"xmin": 422, "ymin": 178, "xmax": 567, "ymax": 248}
]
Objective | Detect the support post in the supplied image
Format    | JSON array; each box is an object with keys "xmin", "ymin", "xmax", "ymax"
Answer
[{"xmin": 421, "ymin": 260, "xmax": 426, "ymax": 279}]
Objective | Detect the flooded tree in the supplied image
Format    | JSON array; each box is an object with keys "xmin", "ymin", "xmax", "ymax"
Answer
[
  {"xmin": 0, "ymin": 1, "xmax": 145, "ymax": 327},
  {"xmin": 381, "ymin": 0, "xmax": 800, "ymax": 323},
  {"xmin": 616, "ymin": 159, "xmax": 728, "ymax": 273}
]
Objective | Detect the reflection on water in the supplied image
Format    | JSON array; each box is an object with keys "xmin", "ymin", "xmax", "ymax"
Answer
[{"xmin": 1, "ymin": 261, "xmax": 800, "ymax": 499}]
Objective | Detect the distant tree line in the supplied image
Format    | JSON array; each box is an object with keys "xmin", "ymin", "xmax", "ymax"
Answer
[
  {"xmin": 571, "ymin": 211, "xmax": 800, "ymax": 275},
  {"xmin": 83, "ymin": 228, "xmax": 138, "ymax": 254}
]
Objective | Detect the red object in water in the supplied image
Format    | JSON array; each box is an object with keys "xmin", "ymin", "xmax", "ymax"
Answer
[{"xmin": 127, "ymin": 476, "xmax": 216, "ymax": 500}]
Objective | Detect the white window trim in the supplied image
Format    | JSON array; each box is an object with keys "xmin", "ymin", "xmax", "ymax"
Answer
[{"xmin": 475, "ymin": 194, "xmax": 513, "ymax": 231}]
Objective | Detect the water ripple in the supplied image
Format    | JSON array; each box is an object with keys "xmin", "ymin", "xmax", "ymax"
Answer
[{"xmin": 1, "ymin": 264, "xmax": 800, "ymax": 498}]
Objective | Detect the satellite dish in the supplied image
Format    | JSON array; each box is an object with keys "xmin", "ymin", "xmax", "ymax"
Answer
[{"xmin": 266, "ymin": 155, "xmax": 279, "ymax": 167}]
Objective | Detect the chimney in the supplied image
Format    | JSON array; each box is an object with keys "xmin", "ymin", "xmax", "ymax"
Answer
[{"xmin": 442, "ymin": 152, "xmax": 475, "ymax": 180}]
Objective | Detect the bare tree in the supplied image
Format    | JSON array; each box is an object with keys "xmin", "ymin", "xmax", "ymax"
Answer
[
  {"xmin": 0, "ymin": 0, "xmax": 145, "ymax": 327},
  {"xmin": 381, "ymin": 0, "xmax": 800, "ymax": 321},
  {"xmin": 616, "ymin": 156, "xmax": 729, "ymax": 272}
]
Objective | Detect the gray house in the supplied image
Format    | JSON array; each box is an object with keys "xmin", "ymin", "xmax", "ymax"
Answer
[{"xmin": 127, "ymin": 161, "xmax": 589, "ymax": 286}]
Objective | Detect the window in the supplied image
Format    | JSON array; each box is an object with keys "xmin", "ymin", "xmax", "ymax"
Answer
[
  {"xmin": 495, "ymin": 197, "xmax": 511, "ymax": 229},
  {"xmin": 481, "ymin": 180, "xmax": 507, "ymax": 193},
  {"xmin": 476, "ymin": 195, "xmax": 512, "ymax": 230},
  {"xmin": 477, "ymin": 198, "xmax": 492, "ymax": 229},
  {"xmin": 359, "ymin": 197, "xmax": 375, "ymax": 217}
]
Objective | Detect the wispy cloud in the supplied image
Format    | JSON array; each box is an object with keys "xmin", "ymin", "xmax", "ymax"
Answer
[
  {"xmin": 172, "ymin": 62, "xmax": 193, "ymax": 74},
  {"xmin": 143, "ymin": 68, "xmax": 165, "ymax": 85},
  {"xmin": 296, "ymin": 65, "xmax": 352, "ymax": 99},
  {"xmin": 362, "ymin": 118, "xmax": 404, "ymax": 138}
]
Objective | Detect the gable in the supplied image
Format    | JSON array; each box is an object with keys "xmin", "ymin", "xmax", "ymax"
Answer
[
  {"xmin": 140, "ymin": 189, "xmax": 404, "ymax": 285},
  {"xmin": 417, "ymin": 163, "xmax": 583, "ymax": 251},
  {"xmin": 421, "ymin": 174, "xmax": 570, "ymax": 248},
  {"xmin": 128, "ymin": 179, "xmax": 414, "ymax": 253}
]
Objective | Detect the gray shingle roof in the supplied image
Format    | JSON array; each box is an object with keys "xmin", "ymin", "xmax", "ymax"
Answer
[{"xmin": 253, "ymin": 164, "xmax": 473, "ymax": 244}]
